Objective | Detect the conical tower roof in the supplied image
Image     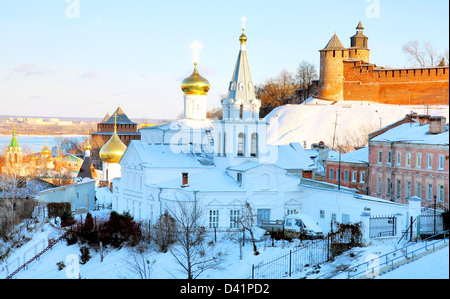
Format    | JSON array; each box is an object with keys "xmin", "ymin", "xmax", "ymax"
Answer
[
  {"xmin": 322, "ymin": 32, "xmax": 347, "ymax": 51},
  {"xmin": 9, "ymin": 128, "xmax": 20, "ymax": 149},
  {"xmin": 104, "ymin": 106, "xmax": 137, "ymax": 125},
  {"xmin": 226, "ymin": 28, "xmax": 256, "ymax": 102}
]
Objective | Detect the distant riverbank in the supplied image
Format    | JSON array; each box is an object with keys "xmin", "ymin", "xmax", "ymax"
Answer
[{"xmin": 0, "ymin": 135, "xmax": 86, "ymax": 153}]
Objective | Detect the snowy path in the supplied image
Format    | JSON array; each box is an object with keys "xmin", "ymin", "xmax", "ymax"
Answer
[{"xmin": 377, "ymin": 245, "xmax": 449, "ymax": 279}]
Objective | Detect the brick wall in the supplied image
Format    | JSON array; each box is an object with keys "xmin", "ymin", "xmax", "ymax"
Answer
[{"xmin": 343, "ymin": 62, "xmax": 449, "ymax": 105}]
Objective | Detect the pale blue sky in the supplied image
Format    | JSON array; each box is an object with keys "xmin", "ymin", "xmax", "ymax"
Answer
[{"xmin": 0, "ymin": 0, "xmax": 448, "ymax": 119}]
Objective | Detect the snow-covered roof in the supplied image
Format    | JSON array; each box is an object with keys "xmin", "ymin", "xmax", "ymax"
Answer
[
  {"xmin": 371, "ymin": 122, "xmax": 449, "ymax": 145},
  {"xmin": 326, "ymin": 146, "xmax": 369, "ymax": 164},
  {"xmin": 126, "ymin": 141, "xmax": 210, "ymax": 168},
  {"xmin": 274, "ymin": 143, "xmax": 316, "ymax": 170},
  {"xmin": 150, "ymin": 168, "xmax": 241, "ymax": 192}
]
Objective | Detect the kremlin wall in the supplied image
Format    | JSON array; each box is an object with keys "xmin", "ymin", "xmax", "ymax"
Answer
[{"xmin": 316, "ymin": 21, "xmax": 449, "ymax": 105}]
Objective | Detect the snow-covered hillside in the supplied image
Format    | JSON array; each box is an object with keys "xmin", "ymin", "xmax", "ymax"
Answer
[
  {"xmin": 265, "ymin": 98, "xmax": 449, "ymax": 148},
  {"xmin": 3, "ymin": 209, "xmax": 448, "ymax": 280}
]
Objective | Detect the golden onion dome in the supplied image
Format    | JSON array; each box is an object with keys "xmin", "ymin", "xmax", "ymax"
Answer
[
  {"xmin": 181, "ymin": 63, "xmax": 210, "ymax": 95},
  {"xmin": 99, "ymin": 130, "xmax": 127, "ymax": 163},
  {"xmin": 41, "ymin": 145, "xmax": 51, "ymax": 156},
  {"xmin": 239, "ymin": 32, "xmax": 247, "ymax": 44}
]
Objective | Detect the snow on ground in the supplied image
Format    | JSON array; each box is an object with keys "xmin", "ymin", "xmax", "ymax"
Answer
[
  {"xmin": 265, "ymin": 99, "xmax": 449, "ymax": 148},
  {"xmin": 3, "ymin": 208, "xmax": 448, "ymax": 279}
]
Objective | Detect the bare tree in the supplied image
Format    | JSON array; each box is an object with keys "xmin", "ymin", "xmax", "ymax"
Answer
[
  {"xmin": 233, "ymin": 201, "xmax": 259, "ymax": 255},
  {"xmin": 403, "ymin": 40, "xmax": 445, "ymax": 67},
  {"xmin": 123, "ymin": 246, "xmax": 156, "ymax": 279},
  {"xmin": 167, "ymin": 200, "xmax": 225, "ymax": 279},
  {"xmin": 296, "ymin": 60, "xmax": 318, "ymax": 89}
]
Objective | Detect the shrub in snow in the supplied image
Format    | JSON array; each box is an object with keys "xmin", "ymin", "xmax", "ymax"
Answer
[{"xmin": 152, "ymin": 212, "xmax": 177, "ymax": 253}]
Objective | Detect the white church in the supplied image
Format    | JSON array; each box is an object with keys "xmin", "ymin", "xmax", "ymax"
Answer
[{"xmin": 98, "ymin": 22, "xmax": 413, "ymax": 233}]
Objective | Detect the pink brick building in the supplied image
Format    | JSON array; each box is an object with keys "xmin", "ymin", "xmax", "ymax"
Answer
[
  {"xmin": 368, "ymin": 115, "xmax": 449, "ymax": 207},
  {"xmin": 325, "ymin": 147, "xmax": 369, "ymax": 194}
]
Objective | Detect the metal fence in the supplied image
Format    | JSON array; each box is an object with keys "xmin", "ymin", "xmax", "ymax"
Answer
[
  {"xmin": 244, "ymin": 238, "xmax": 330, "ymax": 279},
  {"xmin": 369, "ymin": 215, "xmax": 397, "ymax": 238}
]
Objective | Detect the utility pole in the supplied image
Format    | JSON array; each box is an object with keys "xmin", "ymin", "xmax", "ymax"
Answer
[{"xmin": 332, "ymin": 112, "xmax": 339, "ymax": 149}]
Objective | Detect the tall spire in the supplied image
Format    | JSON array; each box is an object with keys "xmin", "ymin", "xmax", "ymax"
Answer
[
  {"xmin": 226, "ymin": 16, "xmax": 256, "ymax": 103},
  {"xmin": 9, "ymin": 123, "xmax": 20, "ymax": 149}
]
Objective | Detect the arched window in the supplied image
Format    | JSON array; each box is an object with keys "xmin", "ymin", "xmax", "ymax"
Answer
[
  {"xmin": 238, "ymin": 81, "xmax": 244, "ymax": 90},
  {"xmin": 251, "ymin": 133, "xmax": 258, "ymax": 157},
  {"xmin": 237, "ymin": 133, "xmax": 245, "ymax": 157},
  {"xmin": 239, "ymin": 104, "xmax": 244, "ymax": 119}
]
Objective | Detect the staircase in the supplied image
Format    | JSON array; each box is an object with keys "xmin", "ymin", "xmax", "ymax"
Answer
[{"xmin": 5, "ymin": 232, "xmax": 68, "ymax": 279}]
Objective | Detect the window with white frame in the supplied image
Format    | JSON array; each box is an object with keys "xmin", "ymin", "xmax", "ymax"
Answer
[
  {"xmin": 427, "ymin": 184, "xmax": 433, "ymax": 201},
  {"xmin": 406, "ymin": 152, "xmax": 411, "ymax": 167},
  {"xmin": 406, "ymin": 181, "xmax": 411, "ymax": 197},
  {"xmin": 438, "ymin": 155, "xmax": 445, "ymax": 170},
  {"xmin": 387, "ymin": 151, "xmax": 392, "ymax": 165},
  {"xmin": 439, "ymin": 185, "xmax": 444, "ymax": 202},
  {"xmin": 320, "ymin": 210, "xmax": 325, "ymax": 219},
  {"xmin": 230, "ymin": 209, "xmax": 240, "ymax": 228},
  {"xmin": 416, "ymin": 153, "xmax": 422, "ymax": 168},
  {"xmin": 344, "ymin": 170, "xmax": 349, "ymax": 181},
  {"xmin": 396, "ymin": 179, "xmax": 401, "ymax": 198},
  {"xmin": 209, "ymin": 210, "xmax": 219, "ymax": 228},
  {"xmin": 352, "ymin": 170, "xmax": 357, "ymax": 182},
  {"xmin": 416, "ymin": 182, "xmax": 422, "ymax": 197},
  {"xmin": 285, "ymin": 209, "xmax": 298, "ymax": 216},
  {"xmin": 426, "ymin": 154, "xmax": 433, "ymax": 169},
  {"xmin": 360, "ymin": 171, "xmax": 365, "ymax": 183},
  {"xmin": 386, "ymin": 178, "xmax": 391, "ymax": 195},
  {"xmin": 377, "ymin": 177, "xmax": 382, "ymax": 194},
  {"xmin": 378, "ymin": 151, "xmax": 383, "ymax": 164},
  {"xmin": 329, "ymin": 168, "xmax": 334, "ymax": 180},
  {"xmin": 342, "ymin": 214, "xmax": 350, "ymax": 224},
  {"xmin": 396, "ymin": 152, "xmax": 401, "ymax": 166}
]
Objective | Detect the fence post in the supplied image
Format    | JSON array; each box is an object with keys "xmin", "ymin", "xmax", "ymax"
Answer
[
  {"xmin": 360, "ymin": 212, "xmax": 371, "ymax": 246},
  {"xmin": 289, "ymin": 250, "xmax": 292, "ymax": 277},
  {"xmin": 394, "ymin": 213, "xmax": 402, "ymax": 238}
]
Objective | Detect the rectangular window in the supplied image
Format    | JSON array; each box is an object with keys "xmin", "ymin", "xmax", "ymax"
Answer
[
  {"xmin": 331, "ymin": 213, "xmax": 337, "ymax": 222},
  {"xmin": 438, "ymin": 155, "xmax": 445, "ymax": 170},
  {"xmin": 209, "ymin": 210, "xmax": 219, "ymax": 228},
  {"xmin": 360, "ymin": 172, "xmax": 365, "ymax": 183},
  {"xmin": 344, "ymin": 170, "xmax": 349, "ymax": 181},
  {"xmin": 416, "ymin": 153, "xmax": 422, "ymax": 168},
  {"xmin": 320, "ymin": 210, "xmax": 325, "ymax": 219},
  {"xmin": 396, "ymin": 152, "xmax": 401, "ymax": 166},
  {"xmin": 230, "ymin": 210, "xmax": 240, "ymax": 228},
  {"xmin": 237, "ymin": 172, "xmax": 242, "ymax": 183},
  {"xmin": 439, "ymin": 185, "xmax": 444, "ymax": 202},
  {"xmin": 352, "ymin": 170, "xmax": 357, "ymax": 182},
  {"xmin": 377, "ymin": 177, "xmax": 382, "ymax": 194},
  {"xmin": 426, "ymin": 154, "xmax": 433, "ymax": 169},
  {"xmin": 427, "ymin": 184, "xmax": 433, "ymax": 201},
  {"xmin": 416, "ymin": 182, "xmax": 422, "ymax": 198},
  {"xmin": 329, "ymin": 168, "xmax": 334, "ymax": 180},
  {"xmin": 396, "ymin": 179, "xmax": 401, "ymax": 198},
  {"xmin": 285, "ymin": 209, "xmax": 298, "ymax": 216},
  {"xmin": 378, "ymin": 151, "xmax": 383, "ymax": 164},
  {"xmin": 387, "ymin": 178, "xmax": 391, "ymax": 195},
  {"xmin": 342, "ymin": 214, "xmax": 350, "ymax": 224},
  {"xmin": 406, "ymin": 152, "xmax": 412, "ymax": 167},
  {"xmin": 387, "ymin": 151, "xmax": 392, "ymax": 165},
  {"xmin": 406, "ymin": 181, "xmax": 411, "ymax": 198}
]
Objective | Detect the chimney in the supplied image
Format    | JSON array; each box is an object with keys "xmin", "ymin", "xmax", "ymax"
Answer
[
  {"xmin": 429, "ymin": 116, "xmax": 447, "ymax": 134},
  {"xmin": 182, "ymin": 172, "xmax": 189, "ymax": 188}
]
